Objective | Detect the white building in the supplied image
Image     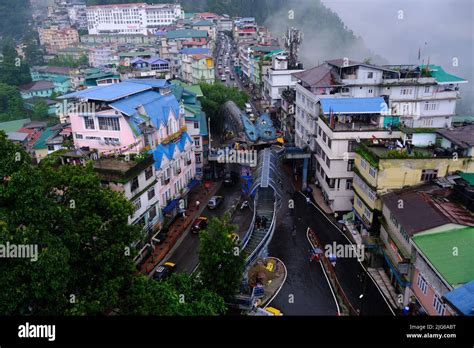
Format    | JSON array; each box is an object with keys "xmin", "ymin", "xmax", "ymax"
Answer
[
  {"xmin": 263, "ymin": 54, "xmax": 304, "ymax": 107},
  {"xmin": 86, "ymin": 2, "xmax": 184, "ymax": 35},
  {"xmin": 293, "ymin": 59, "xmax": 467, "ymax": 212}
]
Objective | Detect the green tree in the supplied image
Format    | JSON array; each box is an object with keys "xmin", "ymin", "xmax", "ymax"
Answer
[
  {"xmin": 32, "ymin": 99, "xmax": 49, "ymax": 120},
  {"xmin": 0, "ymin": 133, "xmax": 227, "ymax": 316},
  {"xmin": 199, "ymin": 82, "xmax": 248, "ymax": 134},
  {"xmin": 0, "ymin": 40, "xmax": 32, "ymax": 87},
  {"xmin": 0, "ymin": 83, "xmax": 25, "ymax": 122},
  {"xmin": 198, "ymin": 214, "xmax": 245, "ymax": 301}
]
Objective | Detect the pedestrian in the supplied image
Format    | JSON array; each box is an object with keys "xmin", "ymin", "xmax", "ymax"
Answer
[
  {"xmin": 306, "ymin": 196, "xmax": 311, "ymax": 205},
  {"xmin": 195, "ymin": 200, "xmax": 200, "ymax": 209},
  {"xmin": 262, "ymin": 216, "xmax": 267, "ymax": 229}
]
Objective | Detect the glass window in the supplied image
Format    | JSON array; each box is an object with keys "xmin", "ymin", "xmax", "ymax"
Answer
[
  {"xmin": 421, "ymin": 169, "xmax": 438, "ymax": 182},
  {"xmin": 84, "ymin": 116, "xmax": 95, "ymax": 130},
  {"xmin": 145, "ymin": 166, "xmax": 153, "ymax": 180},
  {"xmin": 131, "ymin": 177, "xmax": 139, "ymax": 192},
  {"xmin": 147, "ymin": 187, "xmax": 155, "ymax": 200},
  {"xmin": 347, "ymin": 159, "xmax": 354, "ymax": 172},
  {"xmin": 98, "ymin": 117, "xmax": 120, "ymax": 131}
]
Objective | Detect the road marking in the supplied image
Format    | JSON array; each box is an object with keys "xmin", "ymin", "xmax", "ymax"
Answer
[
  {"xmin": 306, "ymin": 227, "xmax": 341, "ymax": 315},
  {"xmin": 297, "ymin": 191, "xmax": 396, "ymax": 316}
]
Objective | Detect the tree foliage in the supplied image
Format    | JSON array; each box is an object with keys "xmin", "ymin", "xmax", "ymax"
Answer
[
  {"xmin": 0, "ymin": 132, "xmax": 227, "ymax": 315},
  {"xmin": 0, "ymin": 40, "xmax": 32, "ymax": 87},
  {"xmin": 198, "ymin": 213, "xmax": 245, "ymax": 301},
  {"xmin": 0, "ymin": 83, "xmax": 25, "ymax": 122},
  {"xmin": 199, "ymin": 82, "xmax": 248, "ymax": 134},
  {"xmin": 48, "ymin": 55, "xmax": 88, "ymax": 68}
]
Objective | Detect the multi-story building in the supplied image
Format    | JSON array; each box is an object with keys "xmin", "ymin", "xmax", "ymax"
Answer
[
  {"xmin": 61, "ymin": 78, "xmax": 197, "ymax": 230},
  {"xmin": 86, "ymin": 2, "xmax": 183, "ymax": 35},
  {"xmin": 127, "ymin": 56, "xmax": 171, "ymax": 79},
  {"xmin": 67, "ymin": 0, "xmax": 87, "ymax": 29},
  {"xmin": 410, "ymin": 225, "xmax": 474, "ymax": 315},
  {"xmin": 292, "ymin": 59, "xmax": 468, "ymax": 212},
  {"xmin": 81, "ymin": 34, "xmax": 157, "ymax": 45},
  {"xmin": 353, "ymin": 125, "xmax": 474, "ymax": 232},
  {"xmin": 159, "ymin": 29, "xmax": 210, "ymax": 77},
  {"xmin": 180, "ymin": 54, "xmax": 215, "ymax": 85},
  {"xmin": 263, "ymin": 54, "xmax": 304, "ymax": 107},
  {"xmin": 378, "ymin": 180, "xmax": 474, "ymax": 311},
  {"xmin": 93, "ymin": 154, "xmax": 163, "ymax": 248},
  {"xmin": 87, "ymin": 45, "xmax": 119, "ymax": 68},
  {"xmin": 38, "ymin": 25, "xmax": 80, "ymax": 54}
]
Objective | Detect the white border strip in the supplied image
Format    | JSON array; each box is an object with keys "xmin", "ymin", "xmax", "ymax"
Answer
[
  {"xmin": 298, "ymin": 191, "xmax": 396, "ymax": 316},
  {"xmin": 306, "ymin": 227, "xmax": 341, "ymax": 315}
]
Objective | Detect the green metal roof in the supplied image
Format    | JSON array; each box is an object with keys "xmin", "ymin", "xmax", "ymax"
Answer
[
  {"xmin": 165, "ymin": 29, "xmax": 208, "ymax": 39},
  {"xmin": 192, "ymin": 20, "xmax": 213, "ymax": 26},
  {"xmin": 33, "ymin": 127, "xmax": 56, "ymax": 149},
  {"xmin": 419, "ymin": 65, "xmax": 467, "ymax": 84},
  {"xmin": 412, "ymin": 227, "xmax": 474, "ymax": 287},
  {"xmin": 459, "ymin": 172, "xmax": 474, "ymax": 186},
  {"xmin": 0, "ymin": 118, "xmax": 31, "ymax": 133}
]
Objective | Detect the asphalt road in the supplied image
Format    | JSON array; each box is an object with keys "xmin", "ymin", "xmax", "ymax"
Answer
[
  {"xmin": 293, "ymin": 192, "xmax": 395, "ymax": 316},
  {"xmin": 267, "ymin": 178, "xmax": 339, "ymax": 315},
  {"xmin": 164, "ymin": 180, "xmax": 252, "ymax": 274}
]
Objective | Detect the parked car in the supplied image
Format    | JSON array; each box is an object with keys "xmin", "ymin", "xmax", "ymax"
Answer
[
  {"xmin": 224, "ymin": 171, "xmax": 239, "ymax": 186},
  {"xmin": 245, "ymin": 103, "xmax": 252, "ymax": 113},
  {"xmin": 230, "ymin": 75, "xmax": 235, "ymax": 80},
  {"xmin": 153, "ymin": 262, "xmax": 176, "ymax": 281},
  {"xmin": 191, "ymin": 217, "xmax": 208, "ymax": 234},
  {"xmin": 221, "ymin": 75, "xmax": 226, "ymax": 82},
  {"xmin": 207, "ymin": 196, "xmax": 223, "ymax": 210}
]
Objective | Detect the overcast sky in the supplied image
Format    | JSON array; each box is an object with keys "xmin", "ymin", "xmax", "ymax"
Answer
[{"xmin": 322, "ymin": 0, "xmax": 474, "ymax": 113}]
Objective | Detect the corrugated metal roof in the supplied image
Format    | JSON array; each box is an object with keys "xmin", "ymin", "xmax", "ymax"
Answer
[
  {"xmin": 444, "ymin": 280, "xmax": 474, "ymax": 315},
  {"xmin": 412, "ymin": 227, "xmax": 474, "ymax": 286},
  {"xmin": 320, "ymin": 97, "xmax": 387, "ymax": 114}
]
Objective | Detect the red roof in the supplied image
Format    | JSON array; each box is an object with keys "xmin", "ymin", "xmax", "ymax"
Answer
[
  {"xmin": 17, "ymin": 127, "xmax": 43, "ymax": 148},
  {"xmin": 240, "ymin": 28, "xmax": 256, "ymax": 33},
  {"xmin": 88, "ymin": 2, "xmax": 146, "ymax": 9},
  {"xmin": 196, "ymin": 12, "xmax": 219, "ymax": 19}
]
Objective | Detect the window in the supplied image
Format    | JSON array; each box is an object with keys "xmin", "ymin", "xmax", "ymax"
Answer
[
  {"xmin": 195, "ymin": 153, "xmax": 202, "ymax": 164},
  {"xmin": 130, "ymin": 176, "xmax": 139, "ymax": 192},
  {"xmin": 48, "ymin": 145, "xmax": 55, "ymax": 151},
  {"xmin": 368, "ymin": 88, "xmax": 373, "ymax": 94},
  {"xmin": 98, "ymin": 117, "xmax": 120, "ymax": 131},
  {"xmin": 360, "ymin": 158, "xmax": 367, "ymax": 170},
  {"xmin": 400, "ymin": 226, "xmax": 409, "ymax": 242},
  {"xmin": 369, "ymin": 167, "xmax": 377, "ymax": 178},
  {"xmin": 421, "ymin": 169, "xmax": 438, "ymax": 182},
  {"xmin": 322, "ymin": 133, "xmax": 327, "ymax": 142},
  {"xmin": 147, "ymin": 187, "xmax": 155, "ymax": 200},
  {"xmin": 433, "ymin": 294, "xmax": 445, "ymax": 315},
  {"xmin": 356, "ymin": 196, "xmax": 363, "ymax": 208},
  {"xmin": 390, "ymin": 212, "xmax": 399, "ymax": 228},
  {"xmin": 348, "ymin": 140, "xmax": 357, "ymax": 152},
  {"xmin": 325, "ymin": 175, "xmax": 335, "ymax": 189},
  {"xmin": 367, "ymin": 72, "xmax": 373, "ymax": 79},
  {"xmin": 194, "ymin": 122, "xmax": 199, "ymax": 129},
  {"xmin": 194, "ymin": 137, "xmax": 200, "ymax": 147},
  {"xmin": 347, "ymin": 159, "xmax": 354, "ymax": 171},
  {"xmin": 424, "ymin": 102, "xmax": 438, "ymax": 111},
  {"xmin": 84, "ymin": 116, "xmax": 95, "ymax": 130},
  {"xmin": 416, "ymin": 273, "xmax": 428, "ymax": 294},
  {"xmin": 133, "ymin": 197, "xmax": 141, "ymax": 212},
  {"xmin": 424, "ymin": 86, "xmax": 430, "ymax": 93},
  {"xmin": 75, "ymin": 133, "xmax": 83, "ymax": 139},
  {"xmin": 327, "ymin": 138, "xmax": 332, "ymax": 149},
  {"xmin": 363, "ymin": 206, "xmax": 371, "ymax": 219},
  {"xmin": 346, "ymin": 179, "xmax": 353, "ymax": 190},
  {"xmin": 85, "ymin": 136, "xmax": 101, "ymax": 140},
  {"xmin": 149, "ymin": 205, "xmax": 157, "ymax": 220},
  {"xmin": 145, "ymin": 166, "xmax": 153, "ymax": 180}
]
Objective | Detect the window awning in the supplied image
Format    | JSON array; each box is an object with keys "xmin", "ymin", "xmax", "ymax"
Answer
[{"xmin": 162, "ymin": 199, "xmax": 178, "ymax": 214}]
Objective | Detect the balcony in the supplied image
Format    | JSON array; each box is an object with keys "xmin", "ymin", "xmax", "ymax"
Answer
[{"xmin": 320, "ymin": 113, "xmax": 387, "ymax": 132}]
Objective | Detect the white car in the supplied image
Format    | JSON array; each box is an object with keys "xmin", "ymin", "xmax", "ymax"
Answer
[
  {"xmin": 245, "ymin": 103, "xmax": 252, "ymax": 113},
  {"xmin": 221, "ymin": 75, "xmax": 226, "ymax": 82}
]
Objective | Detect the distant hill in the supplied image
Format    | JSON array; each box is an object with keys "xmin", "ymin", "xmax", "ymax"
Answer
[{"xmin": 0, "ymin": 0, "xmax": 31, "ymax": 41}]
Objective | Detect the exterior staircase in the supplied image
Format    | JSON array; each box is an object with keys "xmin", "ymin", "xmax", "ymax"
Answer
[
  {"xmin": 368, "ymin": 267, "xmax": 400, "ymax": 309},
  {"xmin": 241, "ymin": 211, "xmax": 273, "ymax": 260}
]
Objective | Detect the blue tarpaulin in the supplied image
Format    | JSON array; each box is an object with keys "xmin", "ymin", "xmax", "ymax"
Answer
[
  {"xmin": 162, "ymin": 199, "xmax": 178, "ymax": 214},
  {"xmin": 320, "ymin": 97, "xmax": 387, "ymax": 114},
  {"xmin": 187, "ymin": 179, "xmax": 200, "ymax": 191}
]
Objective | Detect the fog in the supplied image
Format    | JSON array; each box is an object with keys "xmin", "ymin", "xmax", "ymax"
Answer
[
  {"xmin": 322, "ymin": 0, "xmax": 473, "ymax": 114},
  {"xmin": 264, "ymin": 0, "xmax": 473, "ymax": 114}
]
